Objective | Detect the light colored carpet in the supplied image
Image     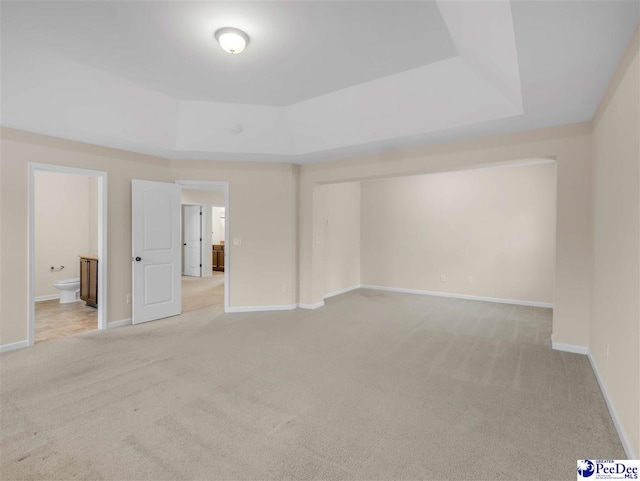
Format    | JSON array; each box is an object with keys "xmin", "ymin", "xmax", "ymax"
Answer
[
  {"xmin": 181, "ymin": 274, "xmax": 224, "ymax": 314},
  {"xmin": 0, "ymin": 289, "xmax": 624, "ymax": 480}
]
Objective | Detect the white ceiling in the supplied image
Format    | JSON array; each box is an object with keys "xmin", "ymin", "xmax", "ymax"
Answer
[
  {"xmin": 2, "ymin": 1, "xmax": 457, "ymax": 106},
  {"xmin": 1, "ymin": 1, "xmax": 638, "ymax": 163}
]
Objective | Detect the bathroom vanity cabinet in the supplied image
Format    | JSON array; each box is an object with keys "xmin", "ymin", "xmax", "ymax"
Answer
[
  {"xmin": 79, "ymin": 255, "xmax": 98, "ymax": 308},
  {"xmin": 212, "ymin": 244, "xmax": 225, "ymax": 272}
]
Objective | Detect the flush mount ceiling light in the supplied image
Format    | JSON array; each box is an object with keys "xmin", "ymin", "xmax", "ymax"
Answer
[{"xmin": 215, "ymin": 27, "xmax": 249, "ymax": 55}]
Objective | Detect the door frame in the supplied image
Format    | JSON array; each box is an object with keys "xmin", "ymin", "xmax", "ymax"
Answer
[
  {"xmin": 28, "ymin": 162, "xmax": 108, "ymax": 346},
  {"xmin": 181, "ymin": 202, "xmax": 206, "ymax": 277},
  {"xmin": 175, "ymin": 180, "xmax": 229, "ymax": 313}
]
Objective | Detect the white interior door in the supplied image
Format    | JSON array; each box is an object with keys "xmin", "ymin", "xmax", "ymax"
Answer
[
  {"xmin": 182, "ymin": 205, "xmax": 202, "ymax": 277},
  {"xmin": 132, "ymin": 180, "xmax": 182, "ymax": 324}
]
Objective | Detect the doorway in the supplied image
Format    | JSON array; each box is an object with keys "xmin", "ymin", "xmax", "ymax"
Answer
[
  {"xmin": 211, "ymin": 206, "xmax": 226, "ymax": 273},
  {"xmin": 28, "ymin": 163, "xmax": 108, "ymax": 346},
  {"xmin": 177, "ymin": 181, "xmax": 230, "ymax": 313}
]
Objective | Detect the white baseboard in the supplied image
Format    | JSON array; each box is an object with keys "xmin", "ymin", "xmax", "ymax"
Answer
[
  {"xmin": 323, "ymin": 284, "xmax": 361, "ymax": 300},
  {"xmin": 360, "ymin": 285, "xmax": 553, "ymax": 308},
  {"xmin": 298, "ymin": 301, "xmax": 325, "ymax": 310},
  {"xmin": 588, "ymin": 351, "xmax": 637, "ymax": 459},
  {"xmin": 0, "ymin": 340, "xmax": 29, "ymax": 353},
  {"xmin": 35, "ymin": 294, "xmax": 60, "ymax": 302},
  {"xmin": 107, "ymin": 318, "xmax": 132, "ymax": 329},
  {"xmin": 553, "ymin": 340, "xmax": 637, "ymax": 458},
  {"xmin": 225, "ymin": 304, "xmax": 298, "ymax": 313},
  {"xmin": 551, "ymin": 337, "xmax": 589, "ymax": 355}
]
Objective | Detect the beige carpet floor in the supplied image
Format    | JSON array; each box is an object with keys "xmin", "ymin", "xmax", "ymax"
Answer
[
  {"xmin": 182, "ymin": 274, "xmax": 224, "ymax": 314},
  {"xmin": 0, "ymin": 289, "xmax": 624, "ymax": 480}
]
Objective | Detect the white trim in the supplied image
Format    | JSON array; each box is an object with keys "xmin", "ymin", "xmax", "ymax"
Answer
[
  {"xmin": 200, "ymin": 204, "xmax": 207, "ymax": 278},
  {"xmin": 173, "ymin": 181, "xmax": 226, "ymax": 192},
  {"xmin": 298, "ymin": 301, "xmax": 325, "ymax": 310},
  {"xmin": 35, "ymin": 294, "xmax": 61, "ymax": 302},
  {"xmin": 323, "ymin": 284, "xmax": 361, "ymax": 299},
  {"xmin": 107, "ymin": 318, "xmax": 132, "ymax": 329},
  {"xmin": 588, "ymin": 351, "xmax": 637, "ymax": 459},
  {"xmin": 28, "ymin": 163, "xmax": 108, "ymax": 348},
  {"xmin": 358, "ymin": 158, "xmax": 556, "ymax": 185},
  {"xmin": 0, "ymin": 340, "xmax": 29, "ymax": 354},
  {"xmin": 360, "ymin": 285, "xmax": 553, "ymax": 308},
  {"xmin": 226, "ymin": 304, "xmax": 298, "ymax": 313},
  {"xmin": 550, "ymin": 341, "xmax": 635, "ymax": 457},
  {"xmin": 550, "ymin": 337, "xmax": 589, "ymax": 355},
  {"xmin": 175, "ymin": 181, "xmax": 229, "ymax": 314}
]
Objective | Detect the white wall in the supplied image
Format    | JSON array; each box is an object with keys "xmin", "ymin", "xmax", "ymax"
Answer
[
  {"xmin": 317, "ymin": 182, "xmax": 361, "ymax": 297},
  {"xmin": 211, "ymin": 207, "xmax": 225, "ymax": 245},
  {"xmin": 591, "ymin": 29, "xmax": 639, "ymax": 458},
  {"xmin": 34, "ymin": 171, "xmax": 98, "ymax": 298},
  {"xmin": 360, "ymin": 162, "xmax": 556, "ymax": 304}
]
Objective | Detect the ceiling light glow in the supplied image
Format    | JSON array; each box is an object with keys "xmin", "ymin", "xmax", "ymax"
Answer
[{"xmin": 215, "ymin": 27, "xmax": 249, "ymax": 55}]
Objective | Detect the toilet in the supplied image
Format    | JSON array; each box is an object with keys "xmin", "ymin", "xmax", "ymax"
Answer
[{"xmin": 53, "ymin": 277, "xmax": 80, "ymax": 304}]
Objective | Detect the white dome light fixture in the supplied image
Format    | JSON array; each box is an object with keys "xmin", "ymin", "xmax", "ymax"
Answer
[{"xmin": 215, "ymin": 27, "xmax": 249, "ymax": 55}]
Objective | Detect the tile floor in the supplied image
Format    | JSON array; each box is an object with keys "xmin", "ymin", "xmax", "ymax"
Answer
[
  {"xmin": 34, "ymin": 299, "xmax": 97, "ymax": 344},
  {"xmin": 34, "ymin": 273, "xmax": 224, "ymax": 344}
]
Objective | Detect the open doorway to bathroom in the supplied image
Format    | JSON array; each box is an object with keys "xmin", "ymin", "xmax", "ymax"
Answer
[
  {"xmin": 28, "ymin": 163, "xmax": 107, "ymax": 347},
  {"xmin": 177, "ymin": 181, "xmax": 229, "ymax": 314}
]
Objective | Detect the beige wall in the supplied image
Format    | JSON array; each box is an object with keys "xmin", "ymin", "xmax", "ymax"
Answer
[
  {"xmin": 360, "ymin": 163, "xmax": 556, "ymax": 304},
  {"xmin": 169, "ymin": 160, "xmax": 299, "ymax": 309},
  {"xmin": 0, "ymin": 130, "xmax": 298, "ymax": 344},
  {"xmin": 317, "ymin": 182, "xmax": 361, "ymax": 297},
  {"xmin": 180, "ymin": 189, "xmax": 224, "ymax": 206},
  {"xmin": 591, "ymin": 30, "xmax": 639, "ymax": 458},
  {"xmin": 299, "ymin": 123, "xmax": 593, "ymax": 348},
  {"xmin": 0, "ymin": 133, "xmax": 174, "ymax": 344},
  {"xmin": 0, "ymin": 119, "xmax": 602, "ymax": 354},
  {"xmin": 34, "ymin": 171, "xmax": 98, "ymax": 298}
]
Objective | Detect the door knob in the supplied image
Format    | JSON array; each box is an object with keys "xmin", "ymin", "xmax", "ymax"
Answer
[{"xmin": 135, "ymin": 257, "xmax": 142, "ymax": 262}]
